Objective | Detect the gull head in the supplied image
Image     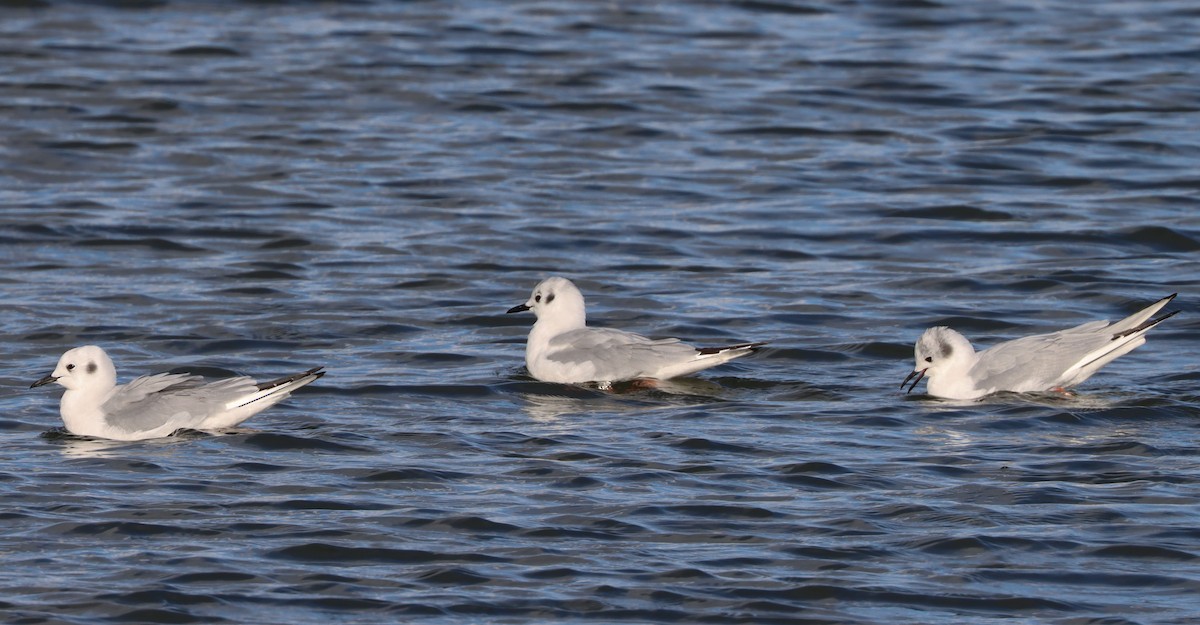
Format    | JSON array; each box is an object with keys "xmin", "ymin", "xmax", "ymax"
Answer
[
  {"xmin": 903, "ymin": 326, "xmax": 974, "ymax": 394},
  {"xmin": 506, "ymin": 276, "xmax": 587, "ymax": 328},
  {"xmin": 31, "ymin": 345, "xmax": 118, "ymax": 392}
]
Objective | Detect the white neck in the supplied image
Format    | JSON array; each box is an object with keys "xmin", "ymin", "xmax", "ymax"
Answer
[
  {"xmin": 526, "ymin": 306, "xmax": 585, "ymax": 368},
  {"xmin": 59, "ymin": 385, "xmax": 116, "ymax": 437},
  {"xmin": 926, "ymin": 353, "xmax": 984, "ymax": 400}
]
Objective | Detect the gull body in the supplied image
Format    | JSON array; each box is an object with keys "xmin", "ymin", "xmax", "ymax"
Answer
[
  {"xmin": 507, "ymin": 277, "xmax": 764, "ymax": 385},
  {"xmin": 903, "ymin": 294, "xmax": 1179, "ymax": 400},
  {"xmin": 31, "ymin": 345, "xmax": 324, "ymax": 441}
]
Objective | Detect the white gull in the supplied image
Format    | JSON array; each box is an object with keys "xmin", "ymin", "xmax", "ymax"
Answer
[
  {"xmin": 507, "ymin": 276, "xmax": 764, "ymax": 386},
  {"xmin": 903, "ymin": 294, "xmax": 1178, "ymax": 400},
  {"xmin": 32, "ymin": 345, "xmax": 323, "ymax": 440}
]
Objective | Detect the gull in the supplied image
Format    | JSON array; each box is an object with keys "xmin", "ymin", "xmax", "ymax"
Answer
[
  {"xmin": 902, "ymin": 294, "xmax": 1179, "ymax": 399},
  {"xmin": 506, "ymin": 276, "xmax": 765, "ymax": 386},
  {"xmin": 31, "ymin": 345, "xmax": 324, "ymax": 441}
]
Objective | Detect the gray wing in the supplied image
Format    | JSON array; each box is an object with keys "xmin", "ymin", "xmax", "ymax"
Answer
[
  {"xmin": 1059, "ymin": 319, "xmax": 1109, "ymax": 334},
  {"xmin": 101, "ymin": 373, "xmax": 258, "ymax": 434},
  {"xmin": 969, "ymin": 326, "xmax": 1113, "ymax": 391},
  {"xmin": 545, "ymin": 327, "xmax": 698, "ymax": 380}
]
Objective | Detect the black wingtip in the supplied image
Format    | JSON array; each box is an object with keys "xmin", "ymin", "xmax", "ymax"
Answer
[
  {"xmin": 255, "ymin": 366, "xmax": 325, "ymax": 391},
  {"xmin": 696, "ymin": 341, "xmax": 768, "ymax": 355},
  {"xmin": 1112, "ymin": 309, "xmax": 1179, "ymax": 340}
]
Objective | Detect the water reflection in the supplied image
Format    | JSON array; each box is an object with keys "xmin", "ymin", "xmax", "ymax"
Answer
[
  {"xmin": 1, "ymin": 0, "xmax": 1197, "ymax": 622},
  {"xmin": 47, "ymin": 428, "xmax": 224, "ymax": 458},
  {"xmin": 515, "ymin": 377, "xmax": 729, "ymax": 421},
  {"xmin": 50, "ymin": 433, "xmax": 139, "ymax": 459}
]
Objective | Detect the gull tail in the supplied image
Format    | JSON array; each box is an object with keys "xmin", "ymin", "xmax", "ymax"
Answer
[
  {"xmin": 652, "ymin": 341, "xmax": 766, "ymax": 380},
  {"xmin": 1060, "ymin": 295, "xmax": 1179, "ymax": 385},
  {"xmin": 1112, "ymin": 308, "xmax": 1179, "ymax": 340},
  {"xmin": 226, "ymin": 367, "xmax": 325, "ymax": 411},
  {"xmin": 1107, "ymin": 293, "xmax": 1177, "ymax": 337}
]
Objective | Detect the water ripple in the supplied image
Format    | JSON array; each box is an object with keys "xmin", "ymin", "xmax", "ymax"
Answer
[{"xmin": 1, "ymin": 1, "xmax": 1198, "ymax": 624}]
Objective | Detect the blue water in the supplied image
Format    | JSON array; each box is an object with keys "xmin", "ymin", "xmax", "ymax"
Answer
[{"xmin": 2, "ymin": 1, "xmax": 1199, "ymax": 623}]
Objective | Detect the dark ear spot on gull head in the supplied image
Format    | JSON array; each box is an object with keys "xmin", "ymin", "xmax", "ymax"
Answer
[{"xmin": 87, "ymin": 362, "xmax": 97, "ymax": 374}]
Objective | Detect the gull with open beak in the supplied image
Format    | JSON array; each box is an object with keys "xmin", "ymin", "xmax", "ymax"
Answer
[{"xmin": 903, "ymin": 294, "xmax": 1179, "ymax": 400}]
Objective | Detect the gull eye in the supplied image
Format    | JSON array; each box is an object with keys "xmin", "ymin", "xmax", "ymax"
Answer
[
  {"xmin": 534, "ymin": 294, "xmax": 541, "ymax": 303},
  {"xmin": 924, "ymin": 356, "xmax": 933, "ymax": 363},
  {"xmin": 66, "ymin": 363, "xmax": 75, "ymax": 371}
]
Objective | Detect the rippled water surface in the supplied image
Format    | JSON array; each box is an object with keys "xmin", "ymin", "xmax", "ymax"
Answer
[{"xmin": 3, "ymin": 1, "xmax": 1200, "ymax": 623}]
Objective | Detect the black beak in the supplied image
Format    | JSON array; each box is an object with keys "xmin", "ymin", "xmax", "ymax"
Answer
[
  {"xmin": 506, "ymin": 303, "xmax": 531, "ymax": 314},
  {"xmin": 31, "ymin": 374, "xmax": 59, "ymax": 389},
  {"xmin": 901, "ymin": 368, "xmax": 927, "ymax": 394}
]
